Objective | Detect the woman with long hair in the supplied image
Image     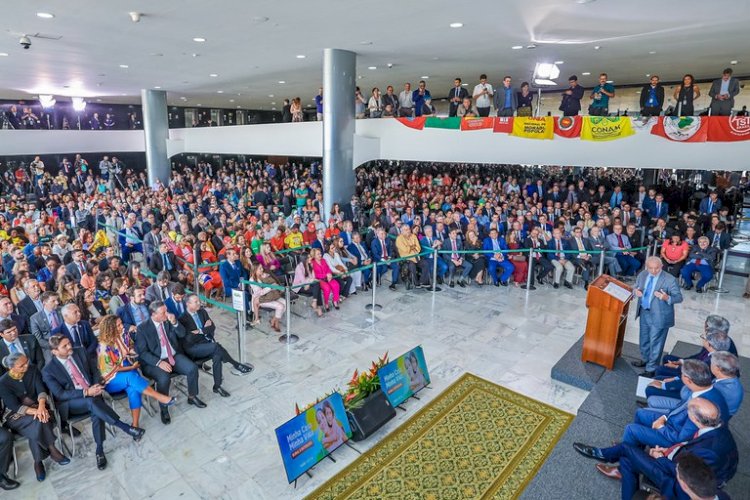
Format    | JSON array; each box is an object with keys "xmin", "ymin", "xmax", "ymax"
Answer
[
  {"xmin": 292, "ymin": 253, "xmax": 323, "ymax": 317},
  {"xmin": 506, "ymin": 231, "xmax": 529, "ymax": 286},
  {"xmin": 75, "ymin": 287, "xmax": 107, "ymax": 326},
  {"xmin": 290, "ymin": 97, "xmax": 303, "ymax": 122},
  {"xmin": 108, "ymin": 277, "xmax": 130, "ymax": 315},
  {"xmin": 96, "ymin": 315, "xmax": 175, "ymax": 428},
  {"xmin": 126, "ymin": 261, "xmax": 150, "ymax": 288},
  {"xmin": 56, "ymin": 275, "xmax": 78, "ymax": 305},
  {"xmin": 248, "ymin": 265, "xmax": 285, "ymax": 332},
  {"xmin": 79, "ymin": 260, "xmax": 100, "ymax": 291},
  {"xmin": 672, "ymin": 74, "xmax": 701, "ymax": 116}
]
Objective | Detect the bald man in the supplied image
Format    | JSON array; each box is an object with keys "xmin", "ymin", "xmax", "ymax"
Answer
[
  {"xmin": 576, "ymin": 399, "xmax": 738, "ymax": 499},
  {"xmin": 631, "ymin": 257, "xmax": 683, "ymax": 377}
]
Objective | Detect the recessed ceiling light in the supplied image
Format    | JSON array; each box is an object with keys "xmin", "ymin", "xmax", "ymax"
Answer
[
  {"xmin": 359, "ymin": 41, "xmax": 373, "ymax": 46},
  {"xmin": 555, "ymin": 60, "xmax": 564, "ymax": 65},
  {"xmin": 575, "ymin": 0, "xmax": 596, "ymax": 4},
  {"xmin": 154, "ymin": 86, "xmax": 161, "ymax": 89},
  {"xmin": 646, "ymin": 74, "xmax": 650, "ymax": 77},
  {"xmin": 449, "ymin": 22, "xmax": 463, "ymax": 28},
  {"xmin": 119, "ymin": 64, "xmax": 129, "ymax": 68},
  {"xmin": 582, "ymin": 72, "xmax": 591, "ymax": 76},
  {"xmin": 271, "ymin": 102, "xmax": 276, "ymax": 105},
  {"xmin": 251, "ymin": 16, "xmax": 269, "ymax": 23},
  {"xmin": 217, "ymin": 90, "xmax": 224, "ymax": 94},
  {"xmin": 526, "ymin": 44, "xmax": 537, "ymax": 49},
  {"xmin": 421, "ymin": 76, "xmax": 429, "ymax": 79},
  {"xmin": 730, "ymin": 60, "xmax": 738, "ymax": 65},
  {"xmin": 229, "ymin": 99, "xmax": 235, "ymax": 102},
  {"xmin": 209, "ymin": 73, "xmax": 218, "ymax": 77},
  {"xmin": 121, "ymin": 93, "xmax": 127, "ymax": 96},
  {"xmin": 606, "ymin": 80, "xmax": 613, "ymax": 83},
  {"xmin": 237, "ymin": 106, "xmax": 241, "ymax": 109},
  {"xmin": 37, "ymin": 12, "xmax": 55, "ymax": 19},
  {"xmin": 96, "ymin": 98, "xmax": 102, "ymax": 102},
  {"xmin": 278, "ymin": 80, "xmax": 285, "ymax": 84},
  {"xmin": 0, "ymin": 53, "xmax": 9, "ymax": 57},
  {"xmin": 197, "ymin": 104, "xmax": 202, "ymax": 107},
  {"xmin": 268, "ymin": 94, "xmax": 274, "ymax": 97},
  {"xmin": 511, "ymin": 45, "xmax": 523, "ymax": 50},
  {"xmin": 296, "ymin": 54, "xmax": 306, "ymax": 59},
  {"xmin": 649, "ymin": 51, "xmax": 657, "ymax": 54},
  {"xmin": 594, "ymin": 46, "xmax": 601, "ymax": 50},
  {"xmin": 368, "ymin": 66, "xmax": 377, "ymax": 70},
  {"xmin": 461, "ymin": 83, "xmax": 468, "ymax": 86},
  {"xmin": 193, "ymin": 37, "xmax": 206, "ymax": 42}
]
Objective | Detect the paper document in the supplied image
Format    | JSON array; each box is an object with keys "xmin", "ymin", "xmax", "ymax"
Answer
[
  {"xmin": 603, "ymin": 282, "xmax": 632, "ymax": 302},
  {"xmin": 636, "ymin": 376, "xmax": 656, "ymax": 399}
]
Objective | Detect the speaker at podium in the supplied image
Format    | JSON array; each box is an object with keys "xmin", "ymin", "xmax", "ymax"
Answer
[{"xmin": 581, "ymin": 274, "xmax": 634, "ymax": 370}]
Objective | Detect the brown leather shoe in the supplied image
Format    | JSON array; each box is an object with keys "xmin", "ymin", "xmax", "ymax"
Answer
[{"xmin": 596, "ymin": 463, "xmax": 622, "ymax": 480}]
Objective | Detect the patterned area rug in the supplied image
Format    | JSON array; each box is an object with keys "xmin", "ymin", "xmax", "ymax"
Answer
[{"xmin": 306, "ymin": 373, "xmax": 573, "ymax": 500}]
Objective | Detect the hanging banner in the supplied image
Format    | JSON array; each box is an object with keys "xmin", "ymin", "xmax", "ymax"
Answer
[
  {"xmin": 424, "ymin": 116, "xmax": 461, "ymax": 129},
  {"xmin": 706, "ymin": 116, "xmax": 750, "ymax": 142},
  {"xmin": 650, "ymin": 116, "xmax": 708, "ymax": 142},
  {"xmin": 510, "ymin": 117, "xmax": 554, "ymax": 140},
  {"xmin": 395, "ymin": 116, "xmax": 427, "ymax": 130},
  {"xmin": 460, "ymin": 117, "xmax": 495, "ymax": 131},
  {"xmin": 580, "ymin": 116, "xmax": 635, "ymax": 141},
  {"xmin": 492, "ymin": 117, "xmax": 514, "ymax": 134},
  {"xmin": 553, "ymin": 116, "xmax": 582, "ymax": 138}
]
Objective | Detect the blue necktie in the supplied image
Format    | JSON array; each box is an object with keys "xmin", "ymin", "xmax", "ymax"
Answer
[
  {"xmin": 642, "ymin": 275, "xmax": 655, "ymax": 310},
  {"xmin": 193, "ymin": 313, "xmax": 202, "ymax": 330},
  {"xmin": 8, "ymin": 342, "xmax": 19, "ymax": 354}
]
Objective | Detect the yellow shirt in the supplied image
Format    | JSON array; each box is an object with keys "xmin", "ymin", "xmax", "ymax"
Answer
[
  {"xmin": 284, "ymin": 232, "xmax": 304, "ymax": 249},
  {"xmin": 396, "ymin": 234, "xmax": 421, "ymax": 262}
]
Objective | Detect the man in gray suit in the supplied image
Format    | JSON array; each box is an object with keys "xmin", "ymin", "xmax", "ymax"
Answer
[
  {"xmin": 631, "ymin": 257, "xmax": 683, "ymax": 377},
  {"xmin": 708, "ymin": 68, "xmax": 741, "ymax": 116},
  {"xmin": 29, "ymin": 291, "xmax": 63, "ymax": 357}
]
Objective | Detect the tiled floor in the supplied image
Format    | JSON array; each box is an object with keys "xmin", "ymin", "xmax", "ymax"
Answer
[{"xmin": 6, "ymin": 271, "xmax": 749, "ymax": 499}]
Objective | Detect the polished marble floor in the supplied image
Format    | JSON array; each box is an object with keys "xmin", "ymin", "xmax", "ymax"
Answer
[{"xmin": 6, "ymin": 272, "xmax": 749, "ymax": 499}]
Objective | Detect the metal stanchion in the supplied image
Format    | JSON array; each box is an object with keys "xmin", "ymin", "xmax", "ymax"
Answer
[
  {"xmin": 431, "ymin": 249, "xmax": 442, "ymax": 292},
  {"xmin": 598, "ymin": 249, "xmax": 606, "ymax": 276},
  {"xmin": 193, "ymin": 245, "xmax": 201, "ymax": 294},
  {"xmin": 525, "ymin": 248, "xmax": 536, "ymax": 290},
  {"xmin": 710, "ymin": 249, "xmax": 730, "ymax": 294},
  {"xmin": 365, "ymin": 262, "xmax": 381, "ymax": 323},
  {"xmin": 232, "ymin": 283, "xmax": 247, "ymax": 364},
  {"xmin": 279, "ymin": 285, "xmax": 299, "ymax": 343}
]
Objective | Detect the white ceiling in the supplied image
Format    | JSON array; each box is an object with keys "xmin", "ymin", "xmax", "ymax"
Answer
[{"xmin": 1, "ymin": 0, "xmax": 748, "ymax": 111}]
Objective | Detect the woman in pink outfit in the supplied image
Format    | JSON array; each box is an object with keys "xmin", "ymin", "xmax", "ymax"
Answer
[{"xmin": 310, "ymin": 248, "xmax": 340, "ymax": 310}]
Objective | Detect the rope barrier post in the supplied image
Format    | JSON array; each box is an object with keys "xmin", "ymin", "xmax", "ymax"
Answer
[
  {"xmin": 192, "ymin": 244, "xmax": 200, "ymax": 295},
  {"xmin": 279, "ymin": 285, "xmax": 299, "ymax": 344},
  {"xmin": 232, "ymin": 283, "xmax": 247, "ymax": 365},
  {"xmin": 431, "ymin": 248, "xmax": 441, "ymax": 292},
  {"xmin": 710, "ymin": 248, "xmax": 730, "ymax": 294},
  {"xmin": 525, "ymin": 247, "xmax": 535, "ymax": 291},
  {"xmin": 365, "ymin": 262, "xmax": 381, "ymax": 322},
  {"xmin": 598, "ymin": 249, "xmax": 606, "ymax": 277}
]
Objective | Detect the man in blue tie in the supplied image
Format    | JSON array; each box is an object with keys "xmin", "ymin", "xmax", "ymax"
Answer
[{"xmin": 631, "ymin": 257, "xmax": 683, "ymax": 377}]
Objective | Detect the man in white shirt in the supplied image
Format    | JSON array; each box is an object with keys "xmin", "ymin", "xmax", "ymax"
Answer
[
  {"xmin": 398, "ymin": 82, "xmax": 414, "ymax": 117},
  {"xmin": 472, "ymin": 74, "xmax": 494, "ymax": 117}
]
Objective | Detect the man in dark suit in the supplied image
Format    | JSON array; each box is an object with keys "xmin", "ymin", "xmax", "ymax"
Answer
[
  {"xmin": 698, "ymin": 191, "xmax": 722, "ymax": 216},
  {"xmin": 118, "ymin": 218, "xmax": 143, "ymax": 264},
  {"xmin": 708, "ymin": 68, "xmax": 741, "ymax": 116},
  {"xmin": 16, "ymin": 279, "xmax": 44, "ymax": 319},
  {"xmin": 675, "ymin": 453, "xmax": 732, "ymax": 500},
  {"xmin": 440, "ymin": 228, "xmax": 470, "ymax": 288},
  {"xmin": 29, "ymin": 291, "xmax": 63, "ymax": 353},
  {"xmin": 631, "ymin": 257, "xmax": 683, "ymax": 377},
  {"xmin": 0, "ymin": 296, "xmax": 29, "ymax": 336},
  {"xmin": 371, "ymin": 227, "xmax": 400, "ymax": 290},
  {"xmin": 218, "ymin": 249, "xmax": 246, "ymax": 298},
  {"xmin": 165, "ymin": 284, "xmax": 188, "ymax": 317},
  {"xmin": 659, "ymin": 315, "xmax": 737, "ymax": 374},
  {"xmin": 482, "ymin": 228, "xmax": 514, "ymax": 287},
  {"xmin": 548, "ymin": 228, "xmax": 575, "ymax": 289},
  {"xmin": 574, "ymin": 399, "xmax": 737, "ymax": 500},
  {"xmin": 569, "ymin": 226, "xmax": 595, "ymax": 289},
  {"xmin": 145, "ymin": 271, "xmax": 177, "ymax": 303},
  {"xmin": 649, "ymin": 193, "xmax": 669, "ymax": 220},
  {"xmin": 59, "ymin": 303, "xmax": 98, "ymax": 361},
  {"xmin": 150, "ymin": 242, "xmax": 179, "ymax": 281},
  {"xmin": 135, "ymin": 300, "xmax": 206, "ymax": 425},
  {"xmin": 524, "ymin": 227, "xmax": 553, "ymax": 286},
  {"xmin": 42, "ymin": 334, "xmax": 145, "ymax": 470},
  {"xmin": 178, "ymin": 294, "xmax": 253, "ymax": 398},
  {"xmin": 64, "ymin": 249, "xmax": 87, "ymax": 281},
  {"xmin": 447, "ymin": 78, "xmax": 469, "ymax": 117},
  {"xmin": 347, "ymin": 232, "xmax": 372, "ymax": 290},
  {"xmin": 705, "ymin": 222, "xmax": 731, "ymax": 251},
  {"xmin": 0, "ymin": 319, "xmax": 44, "ymax": 373},
  {"xmin": 0, "ymin": 422, "xmax": 19, "ymax": 490},
  {"xmin": 639, "ymin": 75, "xmax": 665, "ymax": 116},
  {"xmin": 117, "ymin": 287, "xmax": 151, "ymax": 333}
]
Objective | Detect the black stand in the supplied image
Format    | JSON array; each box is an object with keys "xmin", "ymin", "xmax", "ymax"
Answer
[{"xmin": 344, "ymin": 441, "xmax": 362, "ymax": 454}]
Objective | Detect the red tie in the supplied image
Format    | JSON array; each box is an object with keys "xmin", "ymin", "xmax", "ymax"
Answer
[
  {"xmin": 158, "ymin": 323, "xmax": 176, "ymax": 365},
  {"xmin": 617, "ymin": 235, "xmax": 624, "ymax": 248},
  {"xmin": 381, "ymin": 240, "xmax": 387, "ymax": 259},
  {"xmin": 556, "ymin": 239, "xmax": 562, "ymax": 258},
  {"xmin": 66, "ymin": 359, "xmax": 90, "ymax": 390}
]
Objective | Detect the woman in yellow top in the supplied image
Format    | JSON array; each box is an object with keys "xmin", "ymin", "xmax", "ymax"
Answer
[{"xmin": 97, "ymin": 315, "xmax": 175, "ymax": 428}]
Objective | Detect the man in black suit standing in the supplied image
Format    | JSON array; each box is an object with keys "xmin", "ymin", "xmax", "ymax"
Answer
[
  {"xmin": 135, "ymin": 300, "xmax": 206, "ymax": 425},
  {"xmin": 178, "ymin": 294, "xmax": 253, "ymax": 398},
  {"xmin": 448, "ymin": 78, "xmax": 469, "ymax": 117},
  {"xmin": 639, "ymin": 75, "xmax": 665, "ymax": 116},
  {"xmin": 708, "ymin": 68, "xmax": 741, "ymax": 116},
  {"xmin": 42, "ymin": 335, "xmax": 145, "ymax": 470},
  {"xmin": 0, "ymin": 296, "xmax": 29, "ymax": 335},
  {"xmin": 0, "ymin": 319, "xmax": 44, "ymax": 373},
  {"xmin": 149, "ymin": 242, "xmax": 179, "ymax": 281}
]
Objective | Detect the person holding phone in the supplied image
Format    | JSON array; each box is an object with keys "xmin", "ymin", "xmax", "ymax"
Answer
[
  {"xmin": 631, "ymin": 257, "xmax": 683, "ymax": 377},
  {"xmin": 589, "ymin": 73, "xmax": 615, "ymax": 116},
  {"xmin": 472, "ymin": 74, "xmax": 494, "ymax": 117}
]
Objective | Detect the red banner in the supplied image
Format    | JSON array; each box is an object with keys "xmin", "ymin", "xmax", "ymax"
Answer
[
  {"xmin": 553, "ymin": 116, "xmax": 582, "ymax": 138},
  {"xmin": 650, "ymin": 116, "xmax": 708, "ymax": 142},
  {"xmin": 395, "ymin": 116, "xmax": 427, "ymax": 130},
  {"xmin": 706, "ymin": 116, "xmax": 750, "ymax": 142},
  {"xmin": 492, "ymin": 117, "xmax": 513, "ymax": 134},
  {"xmin": 460, "ymin": 117, "xmax": 494, "ymax": 131}
]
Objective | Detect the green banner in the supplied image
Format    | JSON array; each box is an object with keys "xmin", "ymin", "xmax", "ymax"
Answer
[{"xmin": 425, "ymin": 117, "xmax": 461, "ymax": 130}]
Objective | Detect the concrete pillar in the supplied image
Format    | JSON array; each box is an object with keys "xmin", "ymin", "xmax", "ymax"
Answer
[
  {"xmin": 141, "ymin": 89, "xmax": 170, "ymax": 187},
  {"xmin": 322, "ymin": 49, "xmax": 356, "ymax": 220}
]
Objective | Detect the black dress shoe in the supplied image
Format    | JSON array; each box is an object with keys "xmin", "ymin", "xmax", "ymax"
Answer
[
  {"xmin": 572, "ymin": 443, "xmax": 605, "ymax": 460},
  {"xmin": 696, "ymin": 288, "xmax": 703, "ymax": 294},
  {"xmin": 437, "ymin": 277, "xmax": 444, "ymax": 285},
  {"xmin": 684, "ymin": 284, "xmax": 693, "ymax": 290},
  {"xmin": 61, "ymin": 423, "xmax": 82, "ymax": 437},
  {"xmin": 389, "ymin": 284, "xmax": 397, "ymax": 291},
  {"xmin": 500, "ymin": 281, "xmax": 508, "ymax": 287},
  {"xmin": 127, "ymin": 426, "xmax": 146, "ymax": 442},
  {"xmin": 537, "ymin": 276, "xmax": 544, "ymax": 285},
  {"xmin": 457, "ymin": 280, "xmax": 465, "ymax": 288},
  {"xmin": 213, "ymin": 386, "xmax": 231, "ymax": 398},
  {"xmin": 564, "ymin": 281, "xmax": 573, "ymax": 289},
  {"xmin": 584, "ymin": 281, "xmax": 589, "ymax": 291},
  {"xmin": 235, "ymin": 363, "xmax": 254, "ymax": 375},
  {"xmin": 553, "ymin": 283, "xmax": 560, "ymax": 289},
  {"xmin": 494, "ymin": 281, "xmax": 500, "ymax": 287},
  {"xmin": 449, "ymin": 281, "xmax": 455, "ymax": 288},
  {"xmin": 34, "ymin": 462, "xmax": 46, "ymax": 482},
  {"xmin": 0, "ymin": 474, "xmax": 20, "ymax": 490},
  {"xmin": 160, "ymin": 408, "xmax": 171, "ymax": 425},
  {"xmin": 639, "ymin": 371, "xmax": 656, "ymax": 378},
  {"xmin": 188, "ymin": 396, "xmax": 207, "ymax": 408},
  {"xmin": 96, "ymin": 453, "xmax": 108, "ymax": 470},
  {"xmin": 630, "ymin": 360, "xmax": 646, "ymax": 368}
]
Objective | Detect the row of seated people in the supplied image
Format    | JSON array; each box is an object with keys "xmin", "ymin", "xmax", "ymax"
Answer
[
  {"xmin": 573, "ymin": 314, "xmax": 744, "ymax": 499},
  {"xmin": 0, "ymin": 287, "xmax": 252, "ymax": 488}
]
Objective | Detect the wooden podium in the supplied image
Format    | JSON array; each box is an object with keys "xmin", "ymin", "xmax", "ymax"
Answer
[{"xmin": 581, "ymin": 275, "xmax": 633, "ymax": 370}]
